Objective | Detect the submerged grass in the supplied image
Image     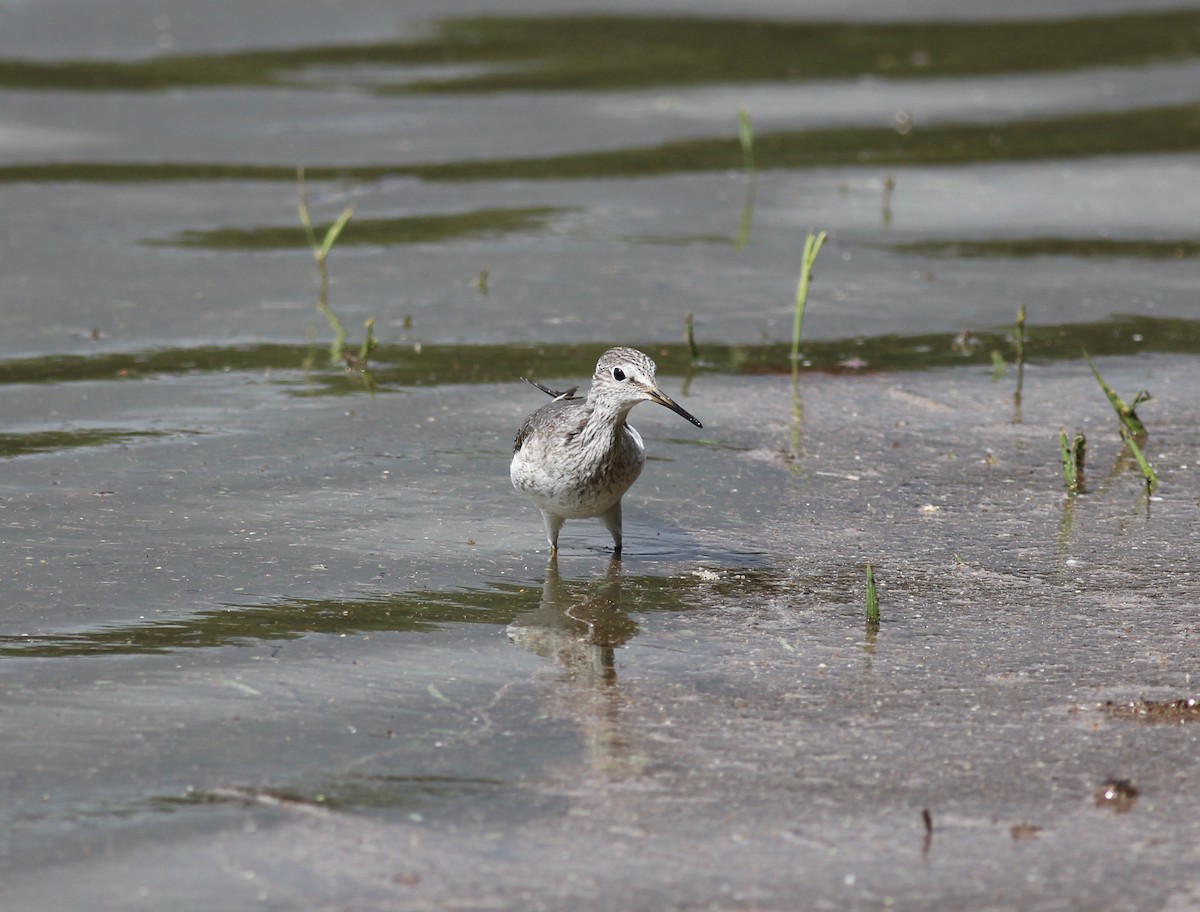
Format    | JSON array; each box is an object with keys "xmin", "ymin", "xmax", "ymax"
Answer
[
  {"xmin": 0, "ymin": 428, "xmax": 174, "ymax": 458},
  {"xmin": 887, "ymin": 237, "xmax": 1200, "ymax": 260},
  {"xmin": 154, "ymin": 206, "xmax": 566, "ymax": 250}
]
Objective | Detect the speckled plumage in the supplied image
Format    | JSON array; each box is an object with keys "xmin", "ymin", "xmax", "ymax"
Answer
[{"xmin": 510, "ymin": 347, "xmax": 702, "ymax": 555}]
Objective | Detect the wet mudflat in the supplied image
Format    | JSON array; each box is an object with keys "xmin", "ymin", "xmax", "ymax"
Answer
[{"xmin": 2, "ymin": 1, "xmax": 1200, "ymax": 909}]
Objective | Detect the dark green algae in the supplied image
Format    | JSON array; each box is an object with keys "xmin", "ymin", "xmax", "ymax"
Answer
[
  {"xmin": 3, "ymin": 10, "xmax": 1200, "ymax": 94},
  {"xmin": 6, "ymin": 102, "xmax": 1200, "ymax": 186},
  {"xmin": 0, "ymin": 317, "xmax": 1196, "ymax": 393}
]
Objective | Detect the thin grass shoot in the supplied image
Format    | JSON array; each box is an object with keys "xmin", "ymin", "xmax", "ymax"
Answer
[
  {"xmin": 684, "ymin": 312, "xmax": 700, "ymax": 360},
  {"xmin": 297, "ymin": 166, "xmax": 355, "ymax": 267},
  {"xmin": 1120, "ymin": 425, "xmax": 1159, "ymax": 490},
  {"xmin": 1058, "ymin": 429, "xmax": 1086, "ymax": 495},
  {"xmin": 737, "ymin": 105, "xmax": 755, "ymax": 174},
  {"xmin": 792, "ymin": 230, "xmax": 828, "ymax": 366},
  {"xmin": 866, "ymin": 564, "xmax": 880, "ymax": 626},
  {"xmin": 1013, "ymin": 304, "xmax": 1026, "ymax": 405},
  {"xmin": 990, "ymin": 349, "xmax": 1006, "ymax": 380},
  {"xmin": 1084, "ymin": 350, "xmax": 1149, "ymax": 437},
  {"xmin": 296, "ymin": 166, "xmax": 376, "ymax": 384}
]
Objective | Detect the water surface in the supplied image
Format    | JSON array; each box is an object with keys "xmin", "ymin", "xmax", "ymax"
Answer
[{"xmin": 2, "ymin": 1, "xmax": 1200, "ymax": 908}]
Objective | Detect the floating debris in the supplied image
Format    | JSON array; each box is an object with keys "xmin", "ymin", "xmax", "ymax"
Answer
[
  {"xmin": 1104, "ymin": 698, "xmax": 1200, "ymax": 724},
  {"xmin": 1094, "ymin": 778, "xmax": 1138, "ymax": 812},
  {"xmin": 1010, "ymin": 823, "xmax": 1042, "ymax": 841}
]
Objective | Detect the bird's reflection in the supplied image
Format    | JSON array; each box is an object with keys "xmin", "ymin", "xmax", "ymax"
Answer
[
  {"xmin": 506, "ymin": 557, "xmax": 641, "ymax": 777},
  {"xmin": 507, "ymin": 557, "xmax": 638, "ymax": 684}
]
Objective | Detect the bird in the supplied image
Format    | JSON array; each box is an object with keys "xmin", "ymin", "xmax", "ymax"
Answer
[{"xmin": 510, "ymin": 347, "xmax": 702, "ymax": 556}]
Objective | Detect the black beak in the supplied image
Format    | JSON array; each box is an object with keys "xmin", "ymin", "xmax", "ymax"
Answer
[{"xmin": 648, "ymin": 387, "xmax": 703, "ymax": 428}]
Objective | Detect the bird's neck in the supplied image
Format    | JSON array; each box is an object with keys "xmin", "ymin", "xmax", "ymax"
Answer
[{"xmin": 581, "ymin": 392, "xmax": 634, "ymax": 444}]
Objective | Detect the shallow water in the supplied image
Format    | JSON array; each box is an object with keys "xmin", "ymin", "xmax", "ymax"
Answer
[{"xmin": 3, "ymin": 1, "xmax": 1200, "ymax": 909}]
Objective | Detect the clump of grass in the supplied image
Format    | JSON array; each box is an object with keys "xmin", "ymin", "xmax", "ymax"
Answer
[
  {"xmin": 865, "ymin": 564, "xmax": 880, "ymax": 626},
  {"xmin": 737, "ymin": 105, "xmax": 755, "ymax": 174},
  {"xmin": 1058, "ymin": 429, "xmax": 1086, "ymax": 495},
  {"xmin": 297, "ymin": 167, "xmax": 376, "ymax": 386},
  {"xmin": 792, "ymin": 230, "xmax": 828, "ymax": 367}
]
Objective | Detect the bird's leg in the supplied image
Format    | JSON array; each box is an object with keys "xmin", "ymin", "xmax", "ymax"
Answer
[
  {"xmin": 541, "ymin": 511, "xmax": 565, "ymax": 555},
  {"xmin": 600, "ymin": 501, "xmax": 623, "ymax": 555}
]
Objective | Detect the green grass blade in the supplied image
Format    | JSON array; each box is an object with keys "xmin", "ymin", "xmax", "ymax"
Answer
[
  {"xmin": 358, "ymin": 317, "xmax": 377, "ymax": 364},
  {"xmin": 865, "ymin": 564, "xmax": 880, "ymax": 625},
  {"xmin": 990, "ymin": 349, "xmax": 1006, "ymax": 380},
  {"xmin": 1120, "ymin": 425, "xmax": 1159, "ymax": 489},
  {"xmin": 737, "ymin": 105, "xmax": 755, "ymax": 174},
  {"xmin": 1059, "ymin": 429, "xmax": 1077, "ymax": 493},
  {"xmin": 318, "ymin": 205, "xmax": 355, "ymax": 262},
  {"xmin": 297, "ymin": 166, "xmax": 319, "ymax": 256},
  {"xmin": 1013, "ymin": 303, "xmax": 1026, "ymax": 405},
  {"xmin": 792, "ymin": 230, "xmax": 827, "ymax": 363},
  {"xmin": 1084, "ymin": 350, "xmax": 1147, "ymax": 436},
  {"xmin": 684, "ymin": 312, "xmax": 699, "ymax": 360},
  {"xmin": 1058, "ymin": 429, "xmax": 1086, "ymax": 494},
  {"xmin": 1072, "ymin": 431, "xmax": 1087, "ymax": 480}
]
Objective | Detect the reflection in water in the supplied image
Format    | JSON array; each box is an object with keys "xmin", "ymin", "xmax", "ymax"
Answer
[
  {"xmin": 786, "ymin": 374, "xmax": 806, "ymax": 486},
  {"xmin": 1056, "ymin": 494, "xmax": 1078, "ymax": 578},
  {"xmin": 734, "ymin": 174, "xmax": 756, "ymax": 252},
  {"xmin": 506, "ymin": 559, "xmax": 641, "ymax": 778}
]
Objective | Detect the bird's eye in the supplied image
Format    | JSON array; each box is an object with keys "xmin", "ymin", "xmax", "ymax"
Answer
[{"xmin": 612, "ymin": 367, "xmax": 626, "ymax": 381}]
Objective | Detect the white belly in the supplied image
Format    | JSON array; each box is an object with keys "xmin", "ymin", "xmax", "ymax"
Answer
[{"xmin": 511, "ymin": 424, "xmax": 645, "ymax": 519}]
